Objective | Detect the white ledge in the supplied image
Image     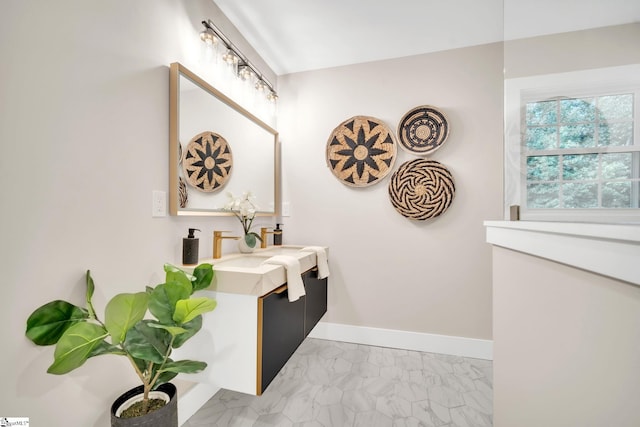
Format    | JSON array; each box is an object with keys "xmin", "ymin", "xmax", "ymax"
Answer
[{"xmin": 484, "ymin": 221, "xmax": 640, "ymax": 286}]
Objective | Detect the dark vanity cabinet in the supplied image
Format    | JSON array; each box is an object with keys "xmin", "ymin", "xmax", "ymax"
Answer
[
  {"xmin": 258, "ymin": 268, "xmax": 328, "ymax": 394},
  {"xmin": 259, "ymin": 285, "xmax": 305, "ymax": 393},
  {"xmin": 302, "ymin": 269, "xmax": 328, "ymax": 336}
]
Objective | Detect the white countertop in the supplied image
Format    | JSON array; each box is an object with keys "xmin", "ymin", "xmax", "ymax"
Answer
[{"xmin": 182, "ymin": 245, "xmax": 327, "ymax": 296}]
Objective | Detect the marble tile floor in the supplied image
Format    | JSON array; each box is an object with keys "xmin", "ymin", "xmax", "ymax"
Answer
[{"xmin": 182, "ymin": 338, "xmax": 493, "ymax": 427}]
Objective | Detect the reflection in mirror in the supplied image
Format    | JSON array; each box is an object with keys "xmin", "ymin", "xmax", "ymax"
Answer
[{"xmin": 169, "ymin": 62, "xmax": 280, "ymax": 216}]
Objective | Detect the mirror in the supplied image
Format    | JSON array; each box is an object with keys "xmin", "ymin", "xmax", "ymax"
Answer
[{"xmin": 169, "ymin": 62, "xmax": 280, "ymax": 216}]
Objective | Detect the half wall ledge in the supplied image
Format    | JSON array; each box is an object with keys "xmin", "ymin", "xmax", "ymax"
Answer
[{"xmin": 484, "ymin": 221, "xmax": 640, "ymax": 286}]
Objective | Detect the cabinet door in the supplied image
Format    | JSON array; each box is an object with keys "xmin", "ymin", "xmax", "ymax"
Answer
[
  {"xmin": 303, "ymin": 269, "xmax": 328, "ymax": 336},
  {"xmin": 259, "ymin": 286, "xmax": 305, "ymax": 393}
]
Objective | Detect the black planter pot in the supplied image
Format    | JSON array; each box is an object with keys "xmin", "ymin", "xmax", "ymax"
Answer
[{"xmin": 110, "ymin": 383, "xmax": 178, "ymax": 427}]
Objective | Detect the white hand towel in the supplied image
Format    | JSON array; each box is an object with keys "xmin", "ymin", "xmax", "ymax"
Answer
[
  {"xmin": 262, "ymin": 255, "xmax": 305, "ymax": 302},
  {"xmin": 300, "ymin": 246, "xmax": 330, "ymax": 279}
]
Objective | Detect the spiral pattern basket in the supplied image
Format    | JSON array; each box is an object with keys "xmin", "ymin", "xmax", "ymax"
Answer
[
  {"xmin": 397, "ymin": 105, "xmax": 449, "ymax": 155},
  {"xmin": 388, "ymin": 159, "xmax": 455, "ymax": 220},
  {"xmin": 182, "ymin": 131, "xmax": 233, "ymax": 192},
  {"xmin": 326, "ymin": 116, "xmax": 397, "ymax": 187},
  {"xmin": 178, "ymin": 176, "xmax": 188, "ymax": 208}
]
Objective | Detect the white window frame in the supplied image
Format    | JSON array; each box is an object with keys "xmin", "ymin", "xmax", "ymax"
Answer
[{"xmin": 504, "ymin": 64, "xmax": 640, "ymax": 224}]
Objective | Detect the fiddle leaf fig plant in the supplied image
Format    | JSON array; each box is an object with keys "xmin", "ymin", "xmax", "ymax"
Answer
[{"xmin": 25, "ymin": 263, "xmax": 216, "ymax": 416}]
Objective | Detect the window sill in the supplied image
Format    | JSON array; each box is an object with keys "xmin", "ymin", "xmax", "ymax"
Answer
[{"xmin": 484, "ymin": 221, "xmax": 640, "ymax": 286}]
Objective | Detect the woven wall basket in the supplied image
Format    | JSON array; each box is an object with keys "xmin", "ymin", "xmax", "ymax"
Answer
[
  {"xmin": 397, "ymin": 105, "xmax": 450, "ymax": 155},
  {"xmin": 178, "ymin": 176, "xmax": 188, "ymax": 208},
  {"xmin": 388, "ymin": 159, "xmax": 455, "ymax": 220},
  {"xmin": 326, "ymin": 116, "xmax": 397, "ymax": 187},
  {"xmin": 182, "ymin": 131, "xmax": 233, "ymax": 193}
]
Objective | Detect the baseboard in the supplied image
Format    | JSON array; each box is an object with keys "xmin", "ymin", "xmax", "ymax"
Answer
[{"xmin": 308, "ymin": 321, "xmax": 493, "ymax": 360}]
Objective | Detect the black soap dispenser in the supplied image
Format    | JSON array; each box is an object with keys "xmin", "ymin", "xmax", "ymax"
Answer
[
  {"xmin": 273, "ymin": 223, "xmax": 283, "ymax": 246},
  {"xmin": 182, "ymin": 228, "xmax": 200, "ymax": 265}
]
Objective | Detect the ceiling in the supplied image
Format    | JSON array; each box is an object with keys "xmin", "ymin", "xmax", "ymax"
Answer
[{"xmin": 212, "ymin": 0, "xmax": 639, "ymax": 76}]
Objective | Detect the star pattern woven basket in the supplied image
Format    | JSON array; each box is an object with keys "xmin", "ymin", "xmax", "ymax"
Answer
[
  {"xmin": 182, "ymin": 131, "xmax": 233, "ymax": 192},
  {"xmin": 326, "ymin": 116, "xmax": 397, "ymax": 187}
]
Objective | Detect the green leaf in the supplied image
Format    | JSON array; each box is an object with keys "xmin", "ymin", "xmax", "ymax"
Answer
[
  {"xmin": 47, "ymin": 323, "xmax": 108, "ymax": 374},
  {"xmin": 244, "ymin": 233, "xmax": 257, "ymax": 247},
  {"xmin": 26, "ymin": 300, "xmax": 88, "ymax": 346},
  {"xmin": 152, "ymin": 371, "xmax": 178, "ymax": 389},
  {"xmin": 131, "ymin": 356, "xmax": 148, "ymax": 375},
  {"xmin": 104, "ymin": 292, "xmax": 149, "ymax": 345},
  {"xmin": 148, "ymin": 282, "xmax": 191, "ymax": 324},
  {"xmin": 164, "ymin": 264, "xmax": 193, "ymax": 292},
  {"xmin": 147, "ymin": 322, "xmax": 188, "ymax": 337},
  {"xmin": 88, "ymin": 340, "xmax": 125, "ymax": 357},
  {"xmin": 192, "ymin": 264, "xmax": 214, "ymax": 292},
  {"xmin": 158, "ymin": 360, "xmax": 207, "ymax": 374},
  {"xmin": 163, "ymin": 263, "xmax": 182, "ymax": 274},
  {"xmin": 147, "ymin": 357, "xmax": 179, "ymax": 390},
  {"xmin": 172, "ymin": 315, "xmax": 202, "ymax": 348},
  {"xmin": 124, "ymin": 320, "xmax": 171, "ymax": 364},
  {"xmin": 173, "ymin": 297, "xmax": 216, "ymax": 325},
  {"xmin": 85, "ymin": 270, "xmax": 95, "ymax": 319}
]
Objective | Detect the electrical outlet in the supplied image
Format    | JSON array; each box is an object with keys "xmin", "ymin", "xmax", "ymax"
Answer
[
  {"xmin": 152, "ymin": 190, "xmax": 166, "ymax": 217},
  {"xmin": 282, "ymin": 202, "xmax": 291, "ymax": 217}
]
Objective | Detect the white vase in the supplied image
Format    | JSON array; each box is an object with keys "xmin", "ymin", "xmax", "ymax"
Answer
[{"xmin": 237, "ymin": 235, "xmax": 256, "ymax": 253}]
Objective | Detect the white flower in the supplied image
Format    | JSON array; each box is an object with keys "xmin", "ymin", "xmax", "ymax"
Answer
[
  {"xmin": 224, "ymin": 190, "xmax": 259, "ymax": 235},
  {"xmin": 224, "ymin": 192, "xmax": 237, "ymax": 210}
]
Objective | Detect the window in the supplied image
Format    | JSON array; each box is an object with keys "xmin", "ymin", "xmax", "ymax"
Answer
[
  {"xmin": 504, "ymin": 65, "xmax": 640, "ymax": 223},
  {"xmin": 525, "ymin": 94, "xmax": 638, "ymax": 209}
]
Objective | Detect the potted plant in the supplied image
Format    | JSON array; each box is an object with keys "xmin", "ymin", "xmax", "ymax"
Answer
[
  {"xmin": 224, "ymin": 191, "xmax": 262, "ymax": 252},
  {"xmin": 25, "ymin": 263, "xmax": 216, "ymax": 427}
]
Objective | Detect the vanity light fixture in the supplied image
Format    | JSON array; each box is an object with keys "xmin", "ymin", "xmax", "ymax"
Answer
[
  {"xmin": 221, "ymin": 49, "xmax": 240, "ymax": 65},
  {"xmin": 238, "ymin": 64, "xmax": 256, "ymax": 81},
  {"xmin": 200, "ymin": 20, "xmax": 278, "ymax": 103},
  {"xmin": 200, "ymin": 24, "xmax": 219, "ymax": 46},
  {"xmin": 255, "ymin": 80, "xmax": 268, "ymax": 93}
]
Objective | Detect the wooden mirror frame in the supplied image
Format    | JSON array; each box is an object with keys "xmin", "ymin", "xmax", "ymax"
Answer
[{"xmin": 169, "ymin": 62, "xmax": 280, "ymax": 216}]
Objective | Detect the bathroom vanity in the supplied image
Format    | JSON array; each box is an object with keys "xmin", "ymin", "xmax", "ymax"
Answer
[{"xmin": 175, "ymin": 246, "xmax": 328, "ymax": 395}]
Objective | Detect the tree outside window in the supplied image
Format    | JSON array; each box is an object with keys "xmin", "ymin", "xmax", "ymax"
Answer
[{"xmin": 524, "ymin": 93, "xmax": 639, "ymax": 209}]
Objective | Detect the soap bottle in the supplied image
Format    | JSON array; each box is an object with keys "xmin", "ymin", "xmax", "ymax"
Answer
[
  {"xmin": 182, "ymin": 228, "xmax": 200, "ymax": 265},
  {"xmin": 273, "ymin": 223, "xmax": 283, "ymax": 246}
]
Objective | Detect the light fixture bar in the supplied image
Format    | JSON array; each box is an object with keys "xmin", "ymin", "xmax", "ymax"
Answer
[{"xmin": 201, "ymin": 20, "xmax": 277, "ymax": 99}]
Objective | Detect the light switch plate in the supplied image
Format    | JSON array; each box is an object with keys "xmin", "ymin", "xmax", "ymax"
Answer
[{"xmin": 152, "ymin": 190, "xmax": 166, "ymax": 217}]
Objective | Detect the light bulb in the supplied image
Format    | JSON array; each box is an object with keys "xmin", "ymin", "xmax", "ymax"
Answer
[
  {"xmin": 200, "ymin": 30, "xmax": 218, "ymax": 46},
  {"xmin": 222, "ymin": 50, "xmax": 239, "ymax": 65},
  {"xmin": 238, "ymin": 65, "xmax": 255, "ymax": 81},
  {"xmin": 266, "ymin": 91, "xmax": 278, "ymax": 102},
  {"xmin": 255, "ymin": 80, "xmax": 267, "ymax": 92}
]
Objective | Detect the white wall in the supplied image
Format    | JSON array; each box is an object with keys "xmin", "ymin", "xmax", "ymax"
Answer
[
  {"xmin": 505, "ymin": 23, "xmax": 640, "ymax": 78},
  {"xmin": 1, "ymin": 2, "xmax": 504, "ymax": 425},
  {"xmin": 0, "ymin": 1, "xmax": 274, "ymax": 425},
  {"xmin": 492, "ymin": 23, "xmax": 640, "ymax": 426},
  {"xmin": 278, "ymin": 43, "xmax": 504, "ymax": 341},
  {"xmin": 492, "ymin": 246, "xmax": 640, "ymax": 427}
]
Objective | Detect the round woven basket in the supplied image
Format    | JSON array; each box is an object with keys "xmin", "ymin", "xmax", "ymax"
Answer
[
  {"xmin": 182, "ymin": 131, "xmax": 233, "ymax": 192},
  {"xmin": 326, "ymin": 116, "xmax": 397, "ymax": 187},
  {"xmin": 178, "ymin": 176, "xmax": 188, "ymax": 208},
  {"xmin": 397, "ymin": 105, "xmax": 450, "ymax": 155},
  {"xmin": 388, "ymin": 159, "xmax": 455, "ymax": 220}
]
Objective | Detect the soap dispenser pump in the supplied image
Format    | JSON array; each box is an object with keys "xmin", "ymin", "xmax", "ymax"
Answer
[
  {"xmin": 273, "ymin": 223, "xmax": 283, "ymax": 246},
  {"xmin": 182, "ymin": 228, "xmax": 200, "ymax": 265}
]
